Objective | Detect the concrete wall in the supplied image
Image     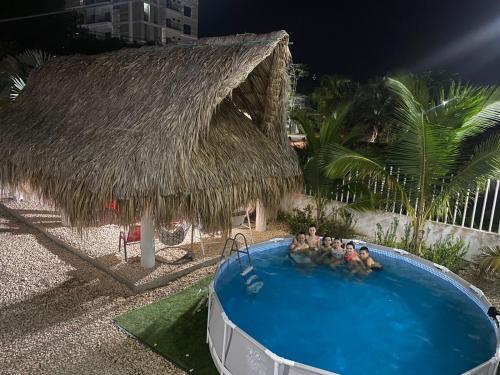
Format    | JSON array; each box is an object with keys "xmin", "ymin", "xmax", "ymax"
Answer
[{"xmin": 280, "ymin": 193, "xmax": 500, "ymax": 261}]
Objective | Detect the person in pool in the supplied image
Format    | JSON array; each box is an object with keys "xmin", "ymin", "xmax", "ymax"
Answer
[
  {"xmin": 289, "ymin": 232, "xmax": 310, "ymax": 253},
  {"xmin": 344, "ymin": 242, "xmax": 368, "ymax": 274},
  {"xmin": 305, "ymin": 225, "xmax": 321, "ymax": 250},
  {"xmin": 359, "ymin": 246, "xmax": 383, "ymax": 271},
  {"xmin": 311, "ymin": 235, "xmax": 333, "ymax": 263},
  {"xmin": 327, "ymin": 237, "xmax": 346, "ymax": 266}
]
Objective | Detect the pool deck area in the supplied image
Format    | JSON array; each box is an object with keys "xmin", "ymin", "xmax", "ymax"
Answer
[{"xmin": 0, "ymin": 201, "xmax": 498, "ymax": 374}]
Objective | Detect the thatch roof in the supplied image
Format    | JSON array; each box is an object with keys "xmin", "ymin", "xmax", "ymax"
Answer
[{"xmin": 0, "ymin": 31, "xmax": 302, "ymax": 230}]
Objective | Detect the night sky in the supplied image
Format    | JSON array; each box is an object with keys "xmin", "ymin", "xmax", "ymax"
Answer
[{"xmin": 200, "ymin": 0, "xmax": 500, "ymax": 89}]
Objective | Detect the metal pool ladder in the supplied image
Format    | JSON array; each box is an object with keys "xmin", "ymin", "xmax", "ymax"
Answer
[{"xmin": 219, "ymin": 233, "xmax": 253, "ymax": 276}]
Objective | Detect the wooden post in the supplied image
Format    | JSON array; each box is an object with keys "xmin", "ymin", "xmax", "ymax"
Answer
[
  {"xmin": 140, "ymin": 212, "xmax": 155, "ymax": 269},
  {"xmin": 256, "ymin": 200, "xmax": 267, "ymax": 232},
  {"xmin": 60, "ymin": 210, "xmax": 71, "ymax": 227}
]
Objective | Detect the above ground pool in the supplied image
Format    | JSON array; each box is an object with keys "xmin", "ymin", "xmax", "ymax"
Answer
[{"xmin": 207, "ymin": 239, "xmax": 500, "ymax": 375}]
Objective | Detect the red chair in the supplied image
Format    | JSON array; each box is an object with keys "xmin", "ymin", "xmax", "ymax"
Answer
[{"xmin": 118, "ymin": 224, "xmax": 141, "ymax": 262}]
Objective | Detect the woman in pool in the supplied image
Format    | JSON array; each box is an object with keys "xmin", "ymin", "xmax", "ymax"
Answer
[
  {"xmin": 359, "ymin": 246, "xmax": 383, "ymax": 271},
  {"xmin": 321, "ymin": 237, "xmax": 346, "ymax": 267},
  {"xmin": 305, "ymin": 225, "xmax": 321, "ymax": 250}
]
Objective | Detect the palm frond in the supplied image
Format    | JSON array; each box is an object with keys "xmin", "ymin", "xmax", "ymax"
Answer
[
  {"xmin": 319, "ymin": 102, "xmax": 351, "ymax": 146},
  {"xmin": 293, "ymin": 110, "xmax": 319, "ymax": 155},
  {"xmin": 385, "ymin": 77, "xmax": 456, "ymax": 192},
  {"xmin": 9, "ymin": 75, "xmax": 26, "ymax": 101},
  {"xmin": 319, "ymin": 143, "xmax": 411, "ymax": 213},
  {"xmin": 476, "ymin": 245, "xmax": 500, "ymax": 276},
  {"xmin": 455, "ymin": 101, "xmax": 500, "ymax": 143}
]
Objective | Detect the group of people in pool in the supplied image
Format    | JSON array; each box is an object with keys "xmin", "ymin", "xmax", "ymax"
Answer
[{"xmin": 289, "ymin": 224, "xmax": 383, "ymax": 274}]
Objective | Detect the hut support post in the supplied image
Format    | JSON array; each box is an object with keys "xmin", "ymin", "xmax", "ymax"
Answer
[
  {"xmin": 256, "ymin": 200, "xmax": 267, "ymax": 232},
  {"xmin": 140, "ymin": 213, "xmax": 155, "ymax": 269}
]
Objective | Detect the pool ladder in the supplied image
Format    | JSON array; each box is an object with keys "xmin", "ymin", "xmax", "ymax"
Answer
[{"xmin": 218, "ymin": 233, "xmax": 253, "ymax": 276}]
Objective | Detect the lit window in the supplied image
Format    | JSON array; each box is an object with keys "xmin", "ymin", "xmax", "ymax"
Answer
[{"xmin": 144, "ymin": 3, "xmax": 150, "ymax": 22}]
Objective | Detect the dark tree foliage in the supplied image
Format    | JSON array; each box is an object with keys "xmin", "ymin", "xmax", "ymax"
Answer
[{"xmin": 0, "ymin": 0, "xmax": 79, "ymax": 57}]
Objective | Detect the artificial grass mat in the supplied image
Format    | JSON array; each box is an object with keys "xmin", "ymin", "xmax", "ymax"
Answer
[{"xmin": 114, "ymin": 276, "xmax": 218, "ymax": 374}]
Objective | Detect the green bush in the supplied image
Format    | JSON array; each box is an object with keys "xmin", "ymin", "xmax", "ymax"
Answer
[
  {"xmin": 279, "ymin": 205, "xmax": 357, "ymax": 238},
  {"xmin": 373, "ymin": 218, "xmax": 468, "ymax": 272},
  {"xmin": 422, "ymin": 235, "xmax": 468, "ymax": 273}
]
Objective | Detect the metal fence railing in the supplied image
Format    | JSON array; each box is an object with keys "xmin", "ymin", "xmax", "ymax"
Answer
[{"xmin": 307, "ymin": 172, "xmax": 500, "ymax": 235}]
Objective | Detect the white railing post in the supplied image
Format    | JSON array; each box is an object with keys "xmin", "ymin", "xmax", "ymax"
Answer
[
  {"xmin": 400, "ymin": 177, "xmax": 407, "ymax": 215},
  {"xmin": 385, "ymin": 166, "xmax": 393, "ymax": 212},
  {"xmin": 479, "ymin": 179, "xmax": 491, "ymax": 231},
  {"xmin": 346, "ymin": 174, "xmax": 351, "ymax": 203},
  {"xmin": 392, "ymin": 168, "xmax": 400, "ymax": 213},
  {"xmin": 340, "ymin": 177, "xmax": 345, "ymax": 202},
  {"xmin": 461, "ymin": 189, "xmax": 470, "ymax": 227},
  {"xmin": 488, "ymin": 180, "xmax": 499, "ymax": 233},
  {"xmin": 452, "ymin": 192, "xmax": 459, "ymax": 225},
  {"xmin": 470, "ymin": 187, "xmax": 480, "ymax": 229}
]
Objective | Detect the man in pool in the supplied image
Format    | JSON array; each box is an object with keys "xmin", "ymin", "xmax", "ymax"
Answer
[
  {"xmin": 328, "ymin": 238, "xmax": 346, "ymax": 266},
  {"xmin": 359, "ymin": 246, "xmax": 383, "ymax": 271},
  {"xmin": 289, "ymin": 232, "xmax": 309, "ymax": 253},
  {"xmin": 310, "ymin": 235, "xmax": 332, "ymax": 263},
  {"xmin": 289, "ymin": 232, "xmax": 314, "ymax": 265}
]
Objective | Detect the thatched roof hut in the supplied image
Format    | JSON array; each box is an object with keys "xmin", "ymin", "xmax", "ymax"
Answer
[{"xmin": 0, "ymin": 31, "xmax": 302, "ymax": 230}]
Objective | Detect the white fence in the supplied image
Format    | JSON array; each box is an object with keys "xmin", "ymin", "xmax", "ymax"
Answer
[{"xmin": 312, "ymin": 172, "xmax": 500, "ymax": 235}]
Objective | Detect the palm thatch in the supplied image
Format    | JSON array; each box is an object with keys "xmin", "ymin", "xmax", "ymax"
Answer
[{"xmin": 0, "ymin": 31, "xmax": 302, "ymax": 230}]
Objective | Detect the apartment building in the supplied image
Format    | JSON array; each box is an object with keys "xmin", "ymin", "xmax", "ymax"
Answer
[{"xmin": 65, "ymin": 0, "xmax": 198, "ymax": 44}]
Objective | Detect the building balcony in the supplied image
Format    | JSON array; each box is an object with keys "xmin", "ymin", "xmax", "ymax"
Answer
[
  {"xmin": 165, "ymin": 19, "xmax": 183, "ymax": 32},
  {"xmin": 84, "ymin": 14, "xmax": 111, "ymax": 24},
  {"xmin": 166, "ymin": 0, "xmax": 183, "ymax": 13}
]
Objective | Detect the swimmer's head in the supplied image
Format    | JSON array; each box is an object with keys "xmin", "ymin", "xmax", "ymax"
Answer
[
  {"xmin": 297, "ymin": 232, "xmax": 306, "ymax": 243},
  {"xmin": 345, "ymin": 242, "xmax": 355, "ymax": 253},
  {"xmin": 333, "ymin": 237, "xmax": 343, "ymax": 249},
  {"xmin": 359, "ymin": 247, "xmax": 370, "ymax": 260},
  {"xmin": 308, "ymin": 225, "xmax": 317, "ymax": 236}
]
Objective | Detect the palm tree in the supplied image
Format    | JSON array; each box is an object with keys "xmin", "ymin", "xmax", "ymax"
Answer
[
  {"xmin": 293, "ymin": 103, "xmax": 374, "ymax": 225},
  {"xmin": 0, "ymin": 49, "xmax": 51, "ymax": 101},
  {"xmin": 320, "ymin": 75, "xmax": 500, "ymax": 253}
]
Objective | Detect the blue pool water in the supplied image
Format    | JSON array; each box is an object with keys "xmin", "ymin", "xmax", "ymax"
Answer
[{"xmin": 215, "ymin": 244, "xmax": 497, "ymax": 375}]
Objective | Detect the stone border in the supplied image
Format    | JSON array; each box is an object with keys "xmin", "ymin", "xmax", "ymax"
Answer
[{"xmin": 0, "ymin": 202, "xmax": 218, "ymax": 294}]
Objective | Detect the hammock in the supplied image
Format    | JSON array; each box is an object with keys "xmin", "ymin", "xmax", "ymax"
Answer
[{"xmin": 159, "ymin": 220, "xmax": 191, "ymax": 246}]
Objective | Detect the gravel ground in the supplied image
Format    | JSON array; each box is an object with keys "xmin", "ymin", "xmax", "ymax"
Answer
[
  {"xmin": 0, "ymin": 209, "xmax": 212, "ymax": 375},
  {"xmin": 1, "ymin": 199, "xmax": 289, "ymax": 287}
]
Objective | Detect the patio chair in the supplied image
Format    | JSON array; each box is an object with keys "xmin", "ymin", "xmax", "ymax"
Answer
[
  {"xmin": 118, "ymin": 224, "xmax": 141, "ymax": 262},
  {"xmin": 230, "ymin": 208, "xmax": 253, "ymax": 243}
]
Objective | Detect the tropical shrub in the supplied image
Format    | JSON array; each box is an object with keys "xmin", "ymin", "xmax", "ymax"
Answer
[
  {"xmin": 373, "ymin": 217, "xmax": 412, "ymax": 249},
  {"xmin": 476, "ymin": 245, "xmax": 500, "ymax": 276},
  {"xmin": 373, "ymin": 218, "xmax": 467, "ymax": 272},
  {"xmin": 422, "ymin": 235, "xmax": 468, "ymax": 273},
  {"xmin": 280, "ymin": 205, "xmax": 357, "ymax": 238}
]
